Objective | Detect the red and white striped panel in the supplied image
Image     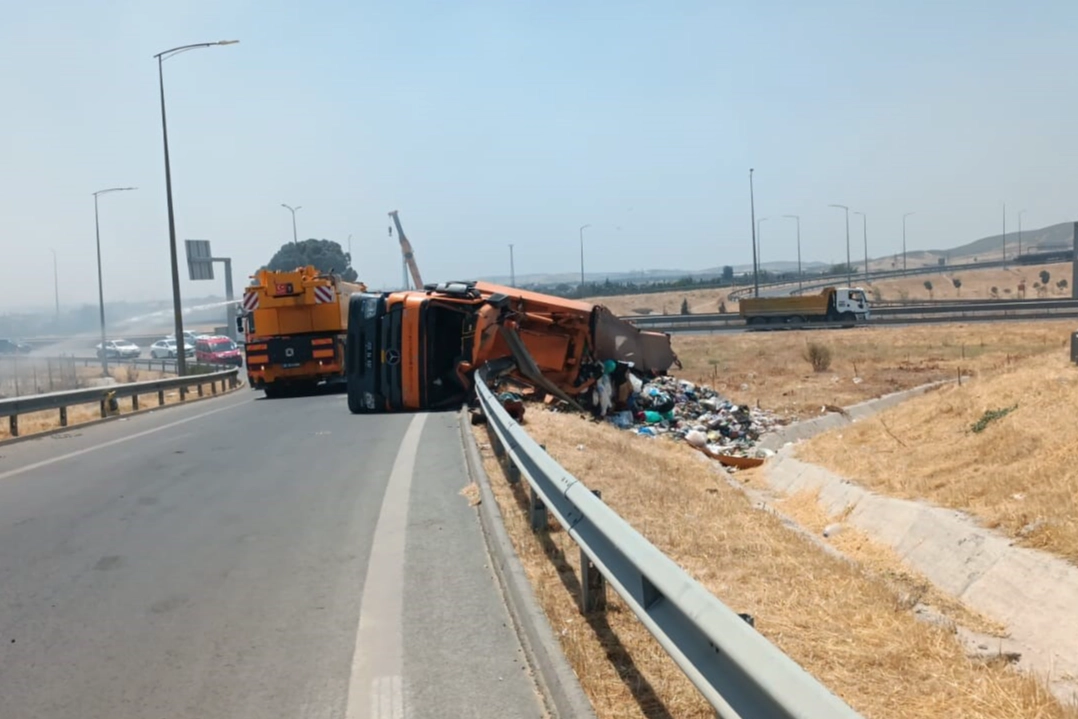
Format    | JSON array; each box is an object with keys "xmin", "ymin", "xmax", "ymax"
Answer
[
  {"xmin": 242, "ymin": 291, "xmax": 259, "ymax": 311},
  {"xmin": 314, "ymin": 286, "xmax": 336, "ymax": 304}
]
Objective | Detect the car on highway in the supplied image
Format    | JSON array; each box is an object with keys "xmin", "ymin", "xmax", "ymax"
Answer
[
  {"xmin": 195, "ymin": 336, "xmax": 242, "ymax": 366},
  {"xmin": 149, "ymin": 338, "xmax": 194, "ymax": 359},
  {"xmin": 96, "ymin": 339, "xmax": 141, "ymax": 359},
  {"xmin": 0, "ymin": 338, "xmax": 33, "ymax": 354},
  {"xmin": 167, "ymin": 330, "xmax": 210, "ymax": 345}
]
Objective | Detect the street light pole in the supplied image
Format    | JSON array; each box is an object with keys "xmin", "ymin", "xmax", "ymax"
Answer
[
  {"xmin": 1017, "ymin": 209, "xmax": 1026, "ymax": 259},
  {"xmin": 281, "ymin": 203, "xmax": 302, "ymax": 244},
  {"xmin": 749, "ymin": 169, "xmax": 759, "ymax": 298},
  {"xmin": 853, "ymin": 211, "xmax": 868, "ymax": 276},
  {"xmin": 1002, "ymin": 202, "xmax": 1007, "ymax": 270},
  {"xmin": 783, "ymin": 215, "xmax": 802, "ymax": 292},
  {"xmin": 509, "ymin": 243, "xmax": 516, "ymax": 286},
  {"xmin": 92, "ymin": 187, "xmax": 137, "ymax": 377},
  {"xmin": 51, "ymin": 249, "xmax": 59, "ymax": 320},
  {"xmin": 902, "ymin": 212, "xmax": 914, "ymax": 274},
  {"xmin": 828, "ymin": 204, "xmax": 851, "ymax": 287},
  {"xmin": 155, "ymin": 40, "xmax": 238, "ymax": 377},
  {"xmin": 579, "ymin": 224, "xmax": 590, "ymax": 291}
]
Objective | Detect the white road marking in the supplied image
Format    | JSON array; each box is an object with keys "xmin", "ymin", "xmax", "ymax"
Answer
[
  {"xmin": 0, "ymin": 396, "xmax": 251, "ymax": 482},
  {"xmin": 346, "ymin": 413, "xmax": 427, "ymax": 719}
]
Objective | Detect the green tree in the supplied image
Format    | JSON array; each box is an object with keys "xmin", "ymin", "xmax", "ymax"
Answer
[
  {"xmin": 1040, "ymin": 270, "xmax": 1051, "ymax": 285},
  {"xmin": 722, "ymin": 265, "xmax": 734, "ymax": 282},
  {"xmin": 680, "ymin": 298, "xmax": 691, "ymax": 315},
  {"xmin": 951, "ymin": 277, "xmax": 962, "ymax": 296},
  {"xmin": 263, "ymin": 239, "xmax": 358, "ymax": 282},
  {"xmin": 923, "ymin": 280, "xmax": 934, "ymax": 299}
]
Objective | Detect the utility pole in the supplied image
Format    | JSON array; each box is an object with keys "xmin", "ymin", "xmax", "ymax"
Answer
[
  {"xmin": 749, "ymin": 168, "xmax": 759, "ymax": 298},
  {"xmin": 783, "ymin": 215, "xmax": 802, "ymax": 292},
  {"xmin": 281, "ymin": 204, "xmax": 301, "ymax": 244},
  {"xmin": 828, "ymin": 204, "xmax": 852, "ymax": 287},
  {"xmin": 853, "ymin": 211, "xmax": 868, "ymax": 276},
  {"xmin": 509, "ymin": 243, "xmax": 516, "ymax": 286},
  {"xmin": 902, "ymin": 212, "xmax": 914, "ymax": 274},
  {"xmin": 1002, "ymin": 202, "xmax": 1007, "ymax": 270},
  {"xmin": 1017, "ymin": 210, "xmax": 1026, "ymax": 259},
  {"xmin": 93, "ymin": 186, "xmax": 137, "ymax": 377}
]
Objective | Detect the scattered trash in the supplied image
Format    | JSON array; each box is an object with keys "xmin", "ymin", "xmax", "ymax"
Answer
[
  {"xmin": 823, "ymin": 523, "xmax": 843, "ymax": 538},
  {"xmin": 576, "ymin": 444, "xmax": 586, "ymax": 451},
  {"xmin": 497, "ymin": 392, "xmax": 526, "ymax": 422}
]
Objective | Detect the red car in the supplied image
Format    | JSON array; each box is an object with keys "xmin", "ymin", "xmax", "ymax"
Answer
[{"xmin": 195, "ymin": 336, "xmax": 243, "ymax": 366}]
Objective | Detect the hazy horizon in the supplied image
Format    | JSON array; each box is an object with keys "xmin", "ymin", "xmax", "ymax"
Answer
[{"xmin": 4, "ymin": 1, "xmax": 1077, "ymax": 311}]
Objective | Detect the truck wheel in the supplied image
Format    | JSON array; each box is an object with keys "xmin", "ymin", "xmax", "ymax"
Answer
[
  {"xmin": 840, "ymin": 311, "xmax": 856, "ymax": 328},
  {"xmin": 263, "ymin": 384, "xmax": 284, "ymax": 399}
]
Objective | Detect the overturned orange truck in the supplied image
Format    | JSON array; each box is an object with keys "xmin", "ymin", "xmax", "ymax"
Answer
[{"xmin": 344, "ymin": 281, "xmax": 680, "ymax": 413}]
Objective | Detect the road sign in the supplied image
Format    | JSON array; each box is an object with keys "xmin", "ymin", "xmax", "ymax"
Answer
[{"xmin": 185, "ymin": 239, "xmax": 214, "ymax": 281}]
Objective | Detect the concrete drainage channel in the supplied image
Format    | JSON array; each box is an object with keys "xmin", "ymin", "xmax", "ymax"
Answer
[{"xmin": 749, "ymin": 382, "xmax": 1078, "ymax": 705}]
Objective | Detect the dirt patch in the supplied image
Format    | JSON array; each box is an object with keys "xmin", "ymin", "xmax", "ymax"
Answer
[
  {"xmin": 475, "ymin": 411, "xmax": 1076, "ymax": 718},
  {"xmin": 798, "ymin": 350, "xmax": 1078, "ymax": 564},
  {"xmin": 670, "ymin": 321, "xmax": 1069, "ymax": 418}
]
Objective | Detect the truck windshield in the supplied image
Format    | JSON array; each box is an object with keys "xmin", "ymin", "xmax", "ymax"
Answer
[
  {"xmin": 211, "ymin": 340, "xmax": 237, "ymax": 352},
  {"xmin": 849, "ymin": 291, "xmax": 866, "ymax": 303},
  {"xmin": 422, "ymin": 301, "xmax": 472, "ymax": 409}
]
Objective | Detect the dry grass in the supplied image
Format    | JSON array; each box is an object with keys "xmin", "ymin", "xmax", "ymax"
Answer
[
  {"xmin": 670, "ymin": 321, "xmax": 1070, "ymax": 418},
  {"xmin": 586, "ymin": 288, "xmax": 740, "ymax": 317},
  {"xmin": 799, "ymin": 350, "xmax": 1078, "ymax": 564},
  {"xmin": 864, "ymin": 262, "xmax": 1071, "ymax": 302},
  {"xmin": 475, "ymin": 413, "xmax": 1076, "ymax": 718}
]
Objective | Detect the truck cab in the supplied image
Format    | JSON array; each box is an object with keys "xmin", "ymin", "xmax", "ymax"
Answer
[{"xmin": 833, "ymin": 288, "xmax": 870, "ymax": 320}]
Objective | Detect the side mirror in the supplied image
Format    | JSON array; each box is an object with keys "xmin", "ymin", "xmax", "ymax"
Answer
[{"xmin": 235, "ymin": 315, "xmax": 244, "ymax": 335}]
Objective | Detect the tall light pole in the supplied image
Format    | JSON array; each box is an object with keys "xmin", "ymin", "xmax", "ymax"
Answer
[
  {"xmin": 902, "ymin": 212, "xmax": 914, "ymax": 273},
  {"xmin": 828, "ymin": 204, "xmax": 852, "ymax": 287},
  {"xmin": 1002, "ymin": 202, "xmax": 1007, "ymax": 270},
  {"xmin": 749, "ymin": 169, "xmax": 759, "ymax": 297},
  {"xmin": 783, "ymin": 215, "xmax": 802, "ymax": 292},
  {"xmin": 853, "ymin": 211, "xmax": 868, "ymax": 276},
  {"xmin": 155, "ymin": 39, "xmax": 239, "ymax": 377},
  {"xmin": 50, "ymin": 249, "xmax": 59, "ymax": 320},
  {"xmin": 1017, "ymin": 209, "xmax": 1026, "ymax": 259},
  {"xmin": 509, "ymin": 243, "xmax": 516, "ymax": 286},
  {"xmin": 578, "ymin": 224, "xmax": 590, "ymax": 291},
  {"xmin": 92, "ymin": 187, "xmax": 137, "ymax": 377},
  {"xmin": 281, "ymin": 203, "xmax": 302, "ymax": 244}
]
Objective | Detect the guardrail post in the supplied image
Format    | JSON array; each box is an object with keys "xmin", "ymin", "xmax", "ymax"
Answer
[
  {"xmin": 158, "ymin": 390, "xmax": 165, "ymax": 406},
  {"xmin": 179, "ymin": 387, "xmax": 187, "ymax": 401},
  {"xmin": 99, "ymin": 399, "xmax": 107, "ymax": 418},
  {"xmin": 211, "ymin": 381, "xmax": 218, "ymax": 395},
  {"xmin": 9, "ymin": 415, "xmax": 18, "ymax": 438},
  {"xmin": 580, "ymin": 489, "xmax": 607, "ymax": 613},
  {"xmin": 59, "ymin": 406, "xmax": 67, "ymax": 427},
  {"xmin": 528, "ymin": 483, "xmax": 547, "ymax": 532},
  {"xmin": 197, "ymin": 383, "xmax": 204, "ymax": 398}
]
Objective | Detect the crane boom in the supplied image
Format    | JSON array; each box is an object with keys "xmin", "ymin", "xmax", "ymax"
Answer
[{"xmin": 388, "ymin": 210, "xmax": 424, "ymax": 289}]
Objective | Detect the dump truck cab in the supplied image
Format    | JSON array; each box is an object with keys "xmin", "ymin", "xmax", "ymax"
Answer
[
  {"xmin": 346, "ymin": 280, "xmax": 679, "ymax": 414},
  {"xmin": 830, "ymin": 287, "xmax": 870, "ymax": 319}
]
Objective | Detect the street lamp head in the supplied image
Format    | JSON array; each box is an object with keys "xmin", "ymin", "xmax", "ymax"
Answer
[
  {"xmin": 828, "ymin": 203, "xmax": 848, "ymax": 210},
  {"xmin": 216, "ymin": 40, "xmax": 240, "ymax": 46},
  {"xmin": 783, "ymin": 214, "xmax": 799, "ymax": 220},
  {"xmin": 93, "ymin": 186, "xmax": 138, "ymax": 197}
]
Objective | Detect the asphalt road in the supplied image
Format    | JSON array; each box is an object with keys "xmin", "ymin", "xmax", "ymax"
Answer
[{"xmin": 0, "ymin": 389, "xmax": 545, "ymax": 718}]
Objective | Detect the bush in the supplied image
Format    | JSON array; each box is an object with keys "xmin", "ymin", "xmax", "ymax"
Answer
[
  {"xmin": 802, "ymin": 342, "xmax": 833, "ymax": 372},
  {"xmin": 680, "ymin": 298, "xmax": 691, "ymax": 315}
]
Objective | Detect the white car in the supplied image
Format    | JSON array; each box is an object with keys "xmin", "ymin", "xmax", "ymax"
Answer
[
  {"xmin": 96, "ymin": 339, "xmax": 141, "ymax": 359},
  {"xmin": 150, "ymin": 338, "xmax": 194, "ymax": 359}
]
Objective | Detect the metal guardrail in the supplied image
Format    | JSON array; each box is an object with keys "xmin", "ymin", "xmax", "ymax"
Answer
[
  {"xmin": 475, "ymin": 364, "xmax": 863, "ymax": 718},
  {"xmin": 621, "ymin": 299, "xmax": 1078, "ymax": 333},
  {"xmin": 0, "ymin": 368, "xmax": 240, "ymax": 438}
]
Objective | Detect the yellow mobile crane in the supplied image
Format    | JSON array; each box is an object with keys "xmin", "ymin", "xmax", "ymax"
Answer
[{"xmin": 388, "ymin": 210, "xmax": 424, "ymax": 289}]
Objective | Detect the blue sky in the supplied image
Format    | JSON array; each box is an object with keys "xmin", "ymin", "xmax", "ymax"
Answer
[{"xmin": 2, "ymin": 0, "xmax": 1077, "ymax": 309}]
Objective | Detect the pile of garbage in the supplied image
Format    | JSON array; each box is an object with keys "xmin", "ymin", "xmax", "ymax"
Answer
[{"xmin": 580, "ymin": 362, "xmax": 781, "ymax": 463}]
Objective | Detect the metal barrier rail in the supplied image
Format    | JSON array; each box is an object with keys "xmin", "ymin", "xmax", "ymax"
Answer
[
  {"xmin": 475, "ymin": 365, "xmax": 863, "ymax": 718},
  {"xmin": 0, "ymin": 368, "xmax": 240, "ymax": 438},
  {"xmin": 625, "ymin": 298, "xmax": 1078, "ymax": 327}
]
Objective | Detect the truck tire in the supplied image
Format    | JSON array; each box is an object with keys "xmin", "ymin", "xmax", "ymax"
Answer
[
  {"xmin": 347, "ymin": 385, "xmax": 364, "ymax": 414},
  {"xmin": 840, "ymin": 311, "xmax": 856, "ymax": 328},
  {"xmin": 263, "ymin": 383, "xmax": 284, "ymax": 399}
]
